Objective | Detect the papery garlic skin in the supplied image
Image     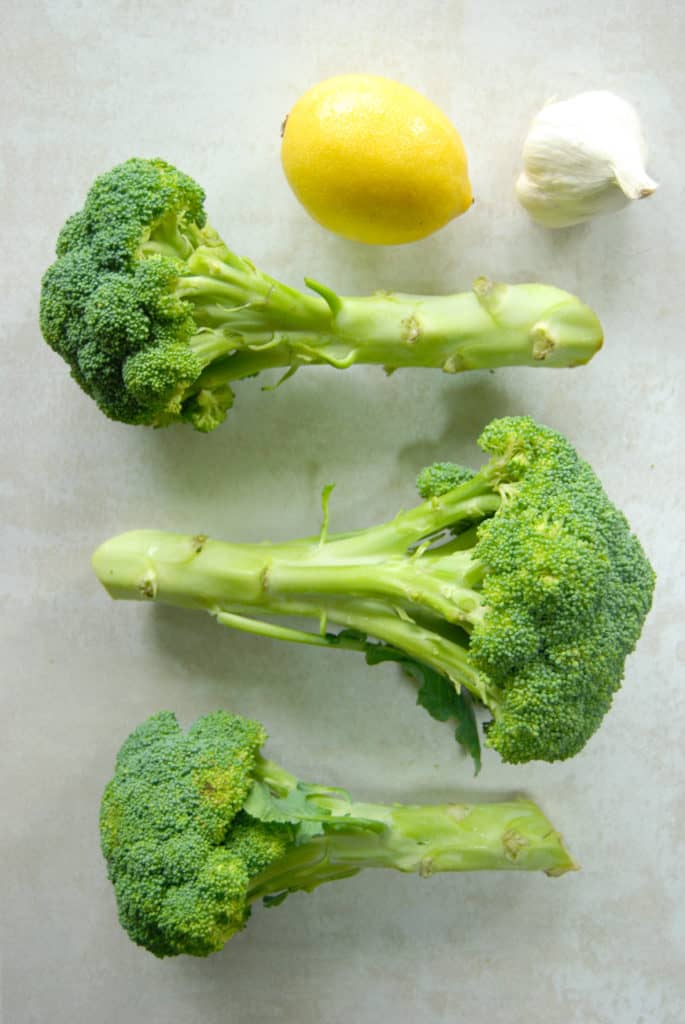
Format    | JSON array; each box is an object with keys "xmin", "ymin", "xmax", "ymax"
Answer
[{"xmin": 516, "ymin": 91, "xmax": 658, "ymax": 228}]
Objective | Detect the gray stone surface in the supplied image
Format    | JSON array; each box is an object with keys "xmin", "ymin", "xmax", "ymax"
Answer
[{"xmin": 3, "ymin": 1, "xmax": 683, "ymax": 1021}]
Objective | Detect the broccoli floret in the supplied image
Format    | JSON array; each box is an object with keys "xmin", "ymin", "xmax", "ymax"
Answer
[
  {"xmin": 416, "ymin": 462, "xmax": 475, "ymax": 499},
  {"xmin": 41, "ymin": 159, "xmax": 604, "ymax": 431},
  {"xmin": 92, "ymin": 417, "xmax": 655, "ymax": 765},
  {"xmin": 416, "ymin": 462, "xmax": 480, "ymax": 538},
  {"xmin": 101, "ymin": 710, "xmax": 576, "ymax": 957}
]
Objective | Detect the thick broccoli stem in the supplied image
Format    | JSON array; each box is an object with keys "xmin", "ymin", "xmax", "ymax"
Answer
[
  {"xmin": 92, "ymin": 477, "xmax": 503, "ymax": 705},
  {"xmin": 92, "ymin": 531, "xmax": 487, "ymax": 688},
  {"xmin": 173, "ymin": 241, "xmax": 603, "ymax": 396},
  {"xmin": 247, "ymin": 798, "xmax": 577, "ymax": 903}
]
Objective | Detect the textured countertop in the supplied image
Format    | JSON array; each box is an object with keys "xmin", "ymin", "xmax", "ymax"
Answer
[{"xmin": 3, "ymin": 1, "xmax": 683, "ymax": 1021}]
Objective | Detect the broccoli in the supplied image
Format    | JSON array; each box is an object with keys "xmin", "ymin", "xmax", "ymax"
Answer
[
  {"xmin": 40, "ymin": 158, "xmax": 604, "ymax": 432},
  {"xmin": 101, "ymin": 709, "xmax": 577, "ymax": 957},
  {"xmin": 92, "ymin": 417, "xmax": 655, "ymax": 765}
]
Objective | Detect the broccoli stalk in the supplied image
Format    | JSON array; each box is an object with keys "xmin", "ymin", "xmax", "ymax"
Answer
[
  {"xmin": 92, "ymin": 417, "xmax": 655, "ymax": 765},
  {"xmin": 40, "ymin": 158, "xmax": 603, "ymax": 431},
  {"xmin": 101, "ymin": 710, "xmax": 577, "ymax": 958},
  {"xmin": 245, "ymin": 795, "xmax": 573, "ymax": 893},
  {"xmin": 92, "ymin": 487, "xmax": 496, "ymax": 702}
]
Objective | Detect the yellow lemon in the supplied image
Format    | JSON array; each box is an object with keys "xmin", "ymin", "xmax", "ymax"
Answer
[{"xmin": 281, "ymin": 74, "xmax": 472, "ymax": 245}]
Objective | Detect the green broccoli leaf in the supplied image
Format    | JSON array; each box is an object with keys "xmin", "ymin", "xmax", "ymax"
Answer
[
  {"xmin": 364, "ymin": 645, "xmax": 482, "ymax": 774},
  {"xmin": 244, "ymin": 780, "xmax": 326, "ymax": 829},
  {"xmin": 451, "ymin": 694, "xmax": 481, "ymax": 776},
  {"xmin": 244, "ymin": 779, "xmax": 382, "ymax": 839},
  {"xmin": 414, "ymin": 669, "xmax": 461, "ymax": 722}
]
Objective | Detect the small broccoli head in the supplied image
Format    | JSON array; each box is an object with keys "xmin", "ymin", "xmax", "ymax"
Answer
[
  {"xmin": 100, "ymin": 711, "xmax": 289, "ymax": 957},
  {"xmin": 468, "ymin": 417, "xmax": 655, "ymax": 763},
  {"xmin": 417, "ymin": 462, "xmax": 481, "ymax": 537},
  {"xmin": 40, "ymin": 159, "xmax": 213, "ymax": 427},
  {"xmin": 416, "ymin": 462, "xmax": 475, "ymax": 499}
]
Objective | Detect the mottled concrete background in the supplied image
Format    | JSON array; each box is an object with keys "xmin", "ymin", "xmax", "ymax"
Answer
[{"xmin": 3, "ymin": 1, "xmax": 683, "ymax": 1021}]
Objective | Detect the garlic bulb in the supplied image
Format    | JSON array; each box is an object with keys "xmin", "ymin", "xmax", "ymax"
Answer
[{"xmin": 516, "ymin": 91, "xmax": 657, "ymax": 228}]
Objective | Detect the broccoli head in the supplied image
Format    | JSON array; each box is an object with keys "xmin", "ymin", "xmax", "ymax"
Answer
[
  {"xmin": 101, "ymin": 710, "xmax": 577, "ymax": 957},
  {"xmin": 467, "ymin": 417, "xmax": 655, "ymax": 761},
  {"xmin": 99, "ymin": 710, "xmax": 287, "ymax": 956},
  {"xmin": 92, "ymin": 417, "xmax": 655, "ymax": 765},
  {"xmin": 40, "ymin": 160, "xmax": 211, "ymax": 427},
  {"xmin": 41, "ymin": 158, "xmax": 603, "ymax": 431}
]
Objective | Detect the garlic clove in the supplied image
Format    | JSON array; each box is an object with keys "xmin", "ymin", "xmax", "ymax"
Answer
[{"xmin": 516, "ymin": 90, "xmax": 658, "ymax": 228}]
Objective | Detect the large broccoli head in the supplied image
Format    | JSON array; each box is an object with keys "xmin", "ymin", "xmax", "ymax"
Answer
[
  {"xmin": 467, "ymin": 417, "xmax": 655, "ymax": 763},
  {"xmin": 39, "ymin": 158, "xmax": 213, "ymax": 427},
  {"xmin": 100, "ymin": 710, "xmax": 289, "ymax": 957}
]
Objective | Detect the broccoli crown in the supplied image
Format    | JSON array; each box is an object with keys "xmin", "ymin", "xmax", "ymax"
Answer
[
  {"xmin": 100, "ymin": 710, "xmax": 289, "ymax": 957},
  {"xmin": 469, "ymin": 417, "xmax": 655, "ymax": 763},
  {"xmin": 40, "ymin": 158, "xmax": 208, "ymax": 426}
]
